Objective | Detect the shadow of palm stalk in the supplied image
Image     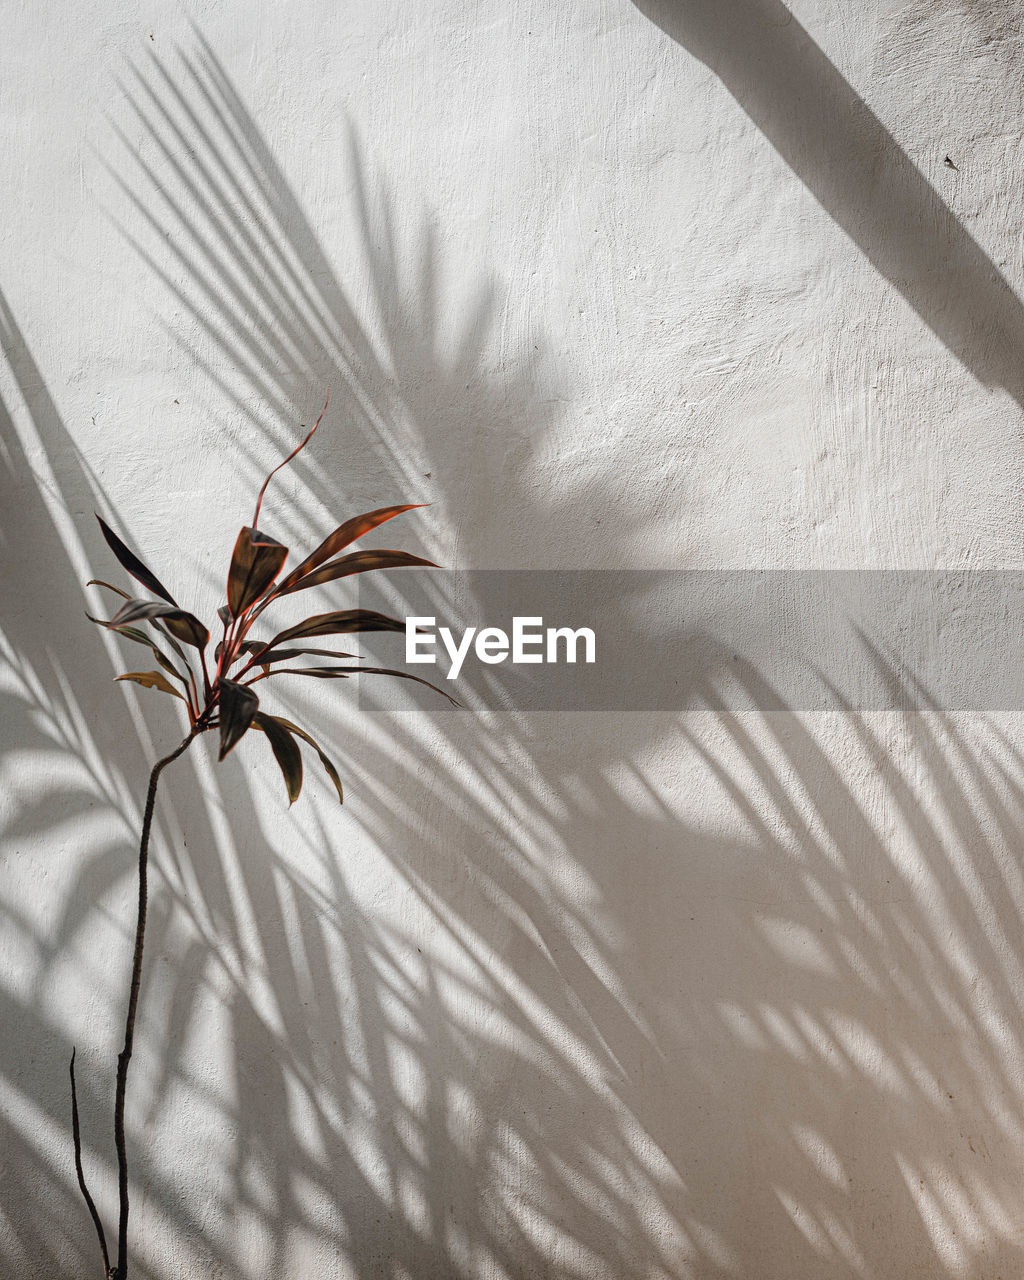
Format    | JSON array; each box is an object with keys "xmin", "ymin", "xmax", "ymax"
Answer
[{"xmin": 72, "ymin": 404, "xmax": 456, "ymax": 1280}]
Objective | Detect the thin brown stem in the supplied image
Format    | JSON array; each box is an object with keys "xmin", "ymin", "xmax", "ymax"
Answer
[
  {"xmin": 215, "ymin": 613, "xmax": 231, "ymax": 680},
  {"xmin": 110, "ymin": 729, "xmax": 198, "ymax": 1280},
  {"xmin": 70, "ymin": 1049, "xmax": 111, "ymax": 1277}
]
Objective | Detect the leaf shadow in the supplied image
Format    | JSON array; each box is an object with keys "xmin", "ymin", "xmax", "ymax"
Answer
[{"xmin": 5, "ymin": 28, "xmax": 1024, "ymax": 1280}]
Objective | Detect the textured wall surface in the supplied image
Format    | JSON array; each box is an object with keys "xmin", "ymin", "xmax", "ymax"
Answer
[{"xmin": 4, "ymin": 2, "xmax": 1024, "ymax": 1277}]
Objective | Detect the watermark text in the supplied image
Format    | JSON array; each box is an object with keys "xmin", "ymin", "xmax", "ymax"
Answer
[{"xmin": 406, "ymin": 616, "xmax": 596, "ymax": 680}]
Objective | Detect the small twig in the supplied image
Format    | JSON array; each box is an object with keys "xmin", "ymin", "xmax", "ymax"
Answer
[
  {"xmin": 251, "ymin": 392, "xmax": 329, "ymax": 530},
  {"xmin": 70, "ymin": 1049, "xmax": 112, "ymax": 1277}
]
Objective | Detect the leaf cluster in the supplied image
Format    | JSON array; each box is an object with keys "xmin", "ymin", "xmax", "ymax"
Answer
[{"xmin": 88, "ymin": 398, "xmax": 456, "ymax": 804}]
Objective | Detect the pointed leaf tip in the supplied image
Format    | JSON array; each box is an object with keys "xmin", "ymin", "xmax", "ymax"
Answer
[
  {"xmin": 217, "ymin": 678, "xmax": 259, "ymax": 760},
  {"xmin": 86, "ymin": 578, "xmax": 131, "ymax": 600},
  {"xmin": 264, "ymin": 664, "xmax": 460, "ymax": 705},
  {"xmin": 259, "ymin": 609, "xmax": 405, "ymax": 654},
  {"xmin": 106, "ymin": 598, "xmax": 209, "ymax": 652},
  {"xmin": 278, "ymin": 549, "xmax": 437, "ymax": 595},
  {"xmin": 95, "ymin": 514, "xmax": 178, "ymax": 606},
  {"xmin": 100, "ymin": 621, "xmax": 192, "ymax": 690},
  {"xmin": 226, "ymin": 526, "xmax": 288, "ymax": 617},
  {"xmin": 115, "ymin": 670, "xmax": 188, "ymax": 702},
  {"xmin": 252, "ymin": 393, "xmax": 330, "ymax": 529},
  {"xmin": 253, "ymin": 712, "xmax": 302, "ymax": 804},
  {"xmin": 276, "ymin": 504, "xmax": 426, "ymax": 593},
  {"xmin": 271, "ymin": 716, "xmax": 344, "ymax": 804}
]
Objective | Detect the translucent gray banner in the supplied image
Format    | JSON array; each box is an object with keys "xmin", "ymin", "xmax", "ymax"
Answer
[{"xmin": 351, "ymin": 571, "xmax": 1024, "ymax": 712}]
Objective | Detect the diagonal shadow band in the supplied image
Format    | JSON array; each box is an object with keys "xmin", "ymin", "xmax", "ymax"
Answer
[{"xmin": 633, "ymin": 0, "xmax": 1024, "ymax": 409}]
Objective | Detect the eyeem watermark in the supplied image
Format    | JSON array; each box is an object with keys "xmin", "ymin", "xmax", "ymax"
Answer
[
  {"xmin": 351, "ymin": 570, "xmax": 1024, "ymax": 712},
  {"xmin": 406, "ymin": 616, "xmax": 597, "ymax": 680}
]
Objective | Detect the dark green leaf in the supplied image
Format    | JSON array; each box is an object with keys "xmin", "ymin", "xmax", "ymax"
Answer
[
  {"xmin": 115, "ymin": 671, "xmax": 187, "ymax": 702},
  {"xmin": 271, "ymin": 716, "xmax": 343, "ymax": 805},
  {"xmin": 278, "ymin": 549, "xmax": 436, "ymax": 595},
  {"xmin": 218, "ymin": 604, "xmax": 232, "ymax": 627},
  {"xmin": 96, "ymin": 514, "xmax": 178, "ymax": 606},
  {"xmin": 106, "ymin": 599, "xmax": 209, "ymax": 652},
  {"xmin": 252, "ymin": 712, "xmax": 302, "ymax": 804},
  {"xmin": 217, "ymin": 678, "xmax": 259, "ymax": 760},
  {"xmin": 275, "ymin": 505, "xmax": 424, "ymax": 593},
  {"xmin": 226, "ymin": 526, "xmax": 289, "ymax": 617},
  {"xmin": 258, "ymin": 609, "xmax": 404, "ymax": 655}
]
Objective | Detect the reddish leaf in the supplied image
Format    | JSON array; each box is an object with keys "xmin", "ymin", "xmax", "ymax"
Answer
[
  {"xmin": 154, "ymin": 623, "xmax": 195, "ymax": 670},
  {"xmin": 96, "ymin": 515, "xmax": 178, "ymax": 606},
  {"xmin": 87, "ymin": 578, "xmax": 131, "ymax": 600},
  {"xmin": 91, "ymin": 605, "xmax": 196, "ymax": 678},
  {"xmin": 275, "ymin": 505, "xmax": 424, "ymax": 594},
  {"xmin": 266, "ymin": 668, "xmax": 349, "ymax": 679},
  {"xmin": 106, "ymin": 599, "xmax": 209, "ymax": 652},
  {"xmin": 271, "ymin": 716, "xmax": 344, "ymax": 804},
  {"xmin": 115, "ymin": 671, "xmax": 187, "ymax": 702},
  {"xmin": 257, "ymin": 609, "xmax": 404, "ymax": 654},
  {"xmin": 249, "ymin": 646, "xmax": 359, "ymax": 665},
  {"xmin": 226, "ymin": 526, "xmax": 289, "ymax": 617},
  {"xmin": 252, "ymin": 712, "xmax": 302, "ymax": 804},
  {"xmin": 89, "ymin": 616, "xmax": 192, "ymax": 690},
  {"xmin": 216, "ymin": 639, "xmax": 267, "ymax": 664},
  {"xmin": 217, "ymin": 679, "xmax": 259, "ymax": 760},
  {"xmin": 252, "ymin": 394, "xmax": 329, "ymax": 529},
  {"xmin": 353, "ymin": 666, "xmax": 460, "ymax": 706},
  {"xmin": 106, "ymin": 600, "xmax": 171, "ymax": 626},
  {"xmin": 159, "ymin": 614, "xmax": 209, "ymax": 650},
  {"xmin": 266, "ymin": 664, "xmax": 460, "ymax": 705},
  {"xmin": 278, "ymin": 549, "xmax": 436, "ymax": 595}
]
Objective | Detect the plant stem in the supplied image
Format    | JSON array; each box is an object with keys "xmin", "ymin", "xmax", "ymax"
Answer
[
  {"xmin": 70, "ymin": 1049, "xmax": 111, "ymax": 1277},
  {"xmin": 110, "ymin": 729, "xmax": 198, "ymax": 1280}
]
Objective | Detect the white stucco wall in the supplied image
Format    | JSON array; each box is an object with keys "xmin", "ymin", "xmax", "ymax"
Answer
[{"xmin": 5, "ymin": 2, "xmax": 1024, "ymax": 1277}]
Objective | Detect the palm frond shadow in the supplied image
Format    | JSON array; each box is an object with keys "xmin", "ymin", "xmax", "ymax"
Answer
[
  {"xmin": 5, "ymin": 32, "xmax": 1024, "ymax": 1280},
  {"xmin": 633, "ymin": 646, "xmax": 1024, "ymax": 1279},
  {"xmin": 0, "ymin": 288, "xmax": 249, "ymax": 1278}
]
